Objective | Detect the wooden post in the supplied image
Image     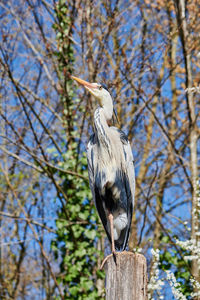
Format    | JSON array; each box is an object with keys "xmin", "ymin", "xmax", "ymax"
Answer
[{"xmin": 103, "ymin": 252, "xmax": 147, "ymax": 300}]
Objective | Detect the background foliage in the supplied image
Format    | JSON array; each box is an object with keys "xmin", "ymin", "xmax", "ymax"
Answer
[{"xmin": 0, "ymin": 0, "xmax": 199, "ymax": 299}]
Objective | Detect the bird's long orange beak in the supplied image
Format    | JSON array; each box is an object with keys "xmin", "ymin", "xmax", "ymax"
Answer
[{"xmin": 71, "ymin": 76, "xmax": 98, "ymax": 89}]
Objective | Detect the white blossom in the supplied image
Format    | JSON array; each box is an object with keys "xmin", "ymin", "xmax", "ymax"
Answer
[
  {"xmin": 148, "ymin": 180, "xmax": 200, "ymax": 299},
  {"xmin": 166, "ymin": 270, "xmax": 187, "ymax": 300},
  {"xmin": 174, "ymin": 179, "xmax": 200, "ymax": 296},
  {"xmin": 148, "ymin": 249, "xmax": 164, "ymax": 300},
  {"xmin": 190, "ymin": 278, "xmax": 200, "ymax": 298},
  {"xmin": 133, "ymin": 247, "xmax": 142, "ymax": 253}
]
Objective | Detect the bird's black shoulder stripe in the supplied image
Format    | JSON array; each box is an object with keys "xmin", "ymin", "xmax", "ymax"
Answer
[
  {"xmin": 89, "ymin": 133, "xmax": 96, "ymax": 145},
  {"xmin": 117, "ymin": 129, "xmax": 128, "ymax": 145},
  {"xmin": 101, "ymin": 83, "xmax": 108, "ymax": 91}
]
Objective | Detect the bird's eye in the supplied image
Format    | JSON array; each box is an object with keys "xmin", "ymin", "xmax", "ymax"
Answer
[{"xmin": 99, "ymin": 85, "xmax": 102, "ymax": 90}]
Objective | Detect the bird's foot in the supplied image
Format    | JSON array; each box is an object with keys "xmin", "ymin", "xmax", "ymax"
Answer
[
  {"xmin": 100, "ymin": 254, "xmax": 110, "ymax": 270},
  {"xmin": 112, "ymin": 250, "xmax": 117, "ymax": 265},
  {"xmin": 100, "ymin": 251, "xmax": 117, "ymax": 270}
]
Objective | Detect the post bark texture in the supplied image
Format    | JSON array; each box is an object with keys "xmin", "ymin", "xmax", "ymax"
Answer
[{"xmin": 104, "ymin": 252, "xmax": 147, "ymax": 300}]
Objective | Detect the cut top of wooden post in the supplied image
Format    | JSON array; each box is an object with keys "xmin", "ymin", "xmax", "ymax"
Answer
[{"xmin": 104, "ymin": 252, "xmax": 147, "ymax": 300}]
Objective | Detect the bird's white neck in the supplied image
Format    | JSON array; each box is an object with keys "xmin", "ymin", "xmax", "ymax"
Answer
[
  {"xmin": 98, "ymin": 92, "xmax": 113, "ymax": 122},
  {"xmin": 94, "ymin": 107, "xmax": 112, "ymax": 153},
  {"xmin": 102, "ymin": 102, "xmax": 113, "ymax": 122}
]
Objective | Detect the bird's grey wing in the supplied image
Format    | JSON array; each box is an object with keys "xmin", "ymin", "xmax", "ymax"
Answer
[
  {"xmin": 112, "ymin": 128, "xmax": 135, "ymax": 206},
  {"xmin": 86, "ymin": 134, "xmax": 96, "ymax": 201},
  {"xmin": 121, "ymin": 130, "xmax": 135, "ymax": 250},
  {"xmin": 113, "ymin": 128, "xmax": 135, "ymax": 250},
  {"xmin": 87, "ymin": 134, "xmax": 111, "ymax": 242},
  {"xmin": 120, "ymin": 131, "xmax": 135, "ymax": 205}
]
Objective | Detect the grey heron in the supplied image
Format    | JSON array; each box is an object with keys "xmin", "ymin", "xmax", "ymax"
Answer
[{"xmin": 72, "ymin": 76, "xmax": 135, "ymax": 257}]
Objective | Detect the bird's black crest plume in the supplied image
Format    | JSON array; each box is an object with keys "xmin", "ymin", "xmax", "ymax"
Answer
[{"xmin": 101, "ymin": 83, "xmax": 108, "ymax": 91}]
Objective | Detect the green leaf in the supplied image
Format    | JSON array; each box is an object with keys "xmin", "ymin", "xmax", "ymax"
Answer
[
  {"xmin": 75, "ymin": 248, "xmax": 86, "ymax": 257},
  {"xmin": 84, "ymin": 229, "xmax": 97, "ymax": 240},
  {"xmin": 161, "ymin": 236, "xmax": 169, "ymax": 243},
  {"xmin": 78, "ymin": 211, "xmax": 89, "ymax": 220}
]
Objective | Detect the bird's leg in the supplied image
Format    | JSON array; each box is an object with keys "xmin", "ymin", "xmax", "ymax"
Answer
[
  {"xmin": 100, "ymin": 212, "xmax": 117, "ymax": 270},
  {"xmin": 108, "ymin": 212, "xmax": 117, "ymax": 266},
  {"xmin": 108, "ymin": 212, "xmax": 115, "ymax": 254}
]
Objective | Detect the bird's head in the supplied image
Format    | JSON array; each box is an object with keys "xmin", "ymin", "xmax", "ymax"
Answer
[{"xmin": 71, "ymin": 76, "xmax": 113, "ymax": 110}]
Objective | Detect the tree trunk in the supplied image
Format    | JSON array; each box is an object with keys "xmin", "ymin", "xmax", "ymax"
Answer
[
  {"xmin": 103, "ymin": 252, "xmax": 147, "ymax": 300},
  {"xmin": 175, "ymin": 0, "xmax": 199, "ymax": 283}
]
